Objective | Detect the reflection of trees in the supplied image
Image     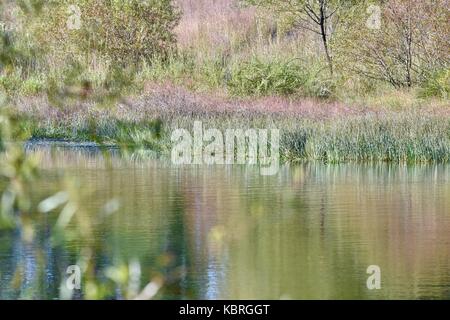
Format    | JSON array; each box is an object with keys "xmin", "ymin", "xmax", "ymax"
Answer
[
  {"xmin": 181, "ymin": 169, "xmax": 228, "ymax": 299},
  {"xmin": 1, "ymin": 151, "xmax": 449, "ymax": 299},
  {"xmin": 14, "ymin": 228, "xmax": 37, "ymax": 299},
  {"xmin": 0, "ymin": 216, "xmax": 77, "ymax": 299},
  {"xmin": 177, "ymin": 163, "xmax": 450, "ymax": 299}
]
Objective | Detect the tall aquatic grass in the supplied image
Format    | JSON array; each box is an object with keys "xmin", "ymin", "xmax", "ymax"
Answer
[
  {"xmin": 27, "ymin": 117, "xmax": 450, "ymax": 164},
  {"xmin": 17, "ymin": 95, "xmax": 450, "ymax": 164},
  {"xmin": 282, "ymin": 115, "xmax": 450, "ymax": 163}
]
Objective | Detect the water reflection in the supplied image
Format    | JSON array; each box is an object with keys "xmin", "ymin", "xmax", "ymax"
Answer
[{"xmin": 0, "ymin": 146, "xmax": 449, "ymax": 299}]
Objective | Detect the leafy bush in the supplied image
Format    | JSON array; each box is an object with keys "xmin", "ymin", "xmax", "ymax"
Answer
[
  {"xmin": 227, "ymin": 57, "xmax": 337, "ymax": 98},
  {"xmin": 299, "ymin": 62, "xmax": 337, "ymax": 99},
  {"xmin": 228, "ymin": 57, "xmax": 307, "ymax": 96},
  {"xmin": 0, "ymin": 73, "xmax": 21, "ymax": 95},
  {"xmin": 21, "ymin": 76, "xmax": 45, "ymax": 95},
  {"xmin": 334, "ymin": 0, "xmax": 449, "ymax": 89},
  {"xmin": 31, "ymin": 0, "xmax": 181, "ymax": 65},
  {"xmin": 419, "ymin": 69, "xmax": 450, "ymax": 100}
]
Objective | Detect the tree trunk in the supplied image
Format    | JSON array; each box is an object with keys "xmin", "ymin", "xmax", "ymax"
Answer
[{"xmin": 319, "ymin": 3, "xmax": 333, "ymax": 76}]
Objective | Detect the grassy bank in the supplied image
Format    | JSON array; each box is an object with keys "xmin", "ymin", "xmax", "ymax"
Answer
[
  {"xmin": 27, "ymin": 115, "xmax": 450, "ymax": 163},
  {"xmin": 12, "ymin": 85, "xmax": 450, "ymax": 164}
]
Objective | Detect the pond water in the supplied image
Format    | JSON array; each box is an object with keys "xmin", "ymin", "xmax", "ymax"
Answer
[{"xmin": 0, "ymin": 146, "xmax": 449, "ymax": 299}]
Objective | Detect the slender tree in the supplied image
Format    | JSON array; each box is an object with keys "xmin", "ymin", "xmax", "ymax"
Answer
[
  {"xmin": 244, "ymin": 0, "xmax": 344, "ymax": 76},
  {"xmin": 335, "ymin": 0, "xmax": 449, "ymax": 88}
]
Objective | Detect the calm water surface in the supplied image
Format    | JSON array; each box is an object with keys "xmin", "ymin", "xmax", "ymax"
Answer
[{"xmin": 0, "ymin": 146, "xmax": 449, "ymax": 299}]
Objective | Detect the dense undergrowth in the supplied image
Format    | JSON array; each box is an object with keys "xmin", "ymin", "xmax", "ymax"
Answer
[{"xmin": 15, "ymin": 102, "xmax": 450, "ymax": 164}]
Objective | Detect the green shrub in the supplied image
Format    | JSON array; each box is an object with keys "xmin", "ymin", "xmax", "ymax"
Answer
[
  {"xmin": 0, "ymin": 72, "xmax": 22, "ymax": 95},
  {"xmin": 31, "ymin": 0, "xmax": 181, "ymax": 65},
  {"xmin": 227, "ymin": 57, "xmax": 337, "ymax": 98},
  {"xmin": 419, "ymin": 69, "xmax": 450, "ymax": 100},
  {"xmin": 299, "ymin": 66, "xmax": 336, "ymax": 99},
  {"xmin": 21, "ymin": 76, "xmax": 45, "ymax": 95},
  {"xmin": 139, "ymin": 52, "xmax": 196, "ymax": 85},
  {"xmin": 228, "ymin": 57, "xmax": 307, "ymax": 96}
]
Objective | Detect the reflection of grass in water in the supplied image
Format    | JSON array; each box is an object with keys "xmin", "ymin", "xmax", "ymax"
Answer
[
  {"xmin": 2, "ymin": 152, "xmax": 449, "ymax": 299},
  {"xmin": 0, "ymin": 170, "xmax": 184, "ymax": 299},
  {"xmin": 203, "ymin": 163, "xmax": 450, "ymax": 299}
]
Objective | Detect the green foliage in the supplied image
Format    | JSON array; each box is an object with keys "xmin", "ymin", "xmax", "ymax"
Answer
[
  {"xmin": 227, "ymin": 56, "xmax": 338, "ymax": 98},
  {"xmin": 419, "ymin": 69, "xmax": 450, "ymax": 100},
  {"xmin": 228, "ymin": 57, "xmax": 307, "ymax": 96},
  {"xmin": 299, "ymin": 62, "xmax": 337, "ymax": 99},
  {"xmin": 139, "ymin": 53, "xmax": 195, "ymax": 83},
  {"xmin": 0, "ymin": 72, "xmax": 21, "ymax": 95},
  {"xmin": 334, "ymin": 0, "xmax": 449, "ymax": 89},
  {"xmin": 21, "ymin": 76, "xmax": 45, "ymax": 95},
  {"xmin": 283, "ymin": 114, "xmax": 450, "ymax": 163},
  {"xmin": 30, "ymin": 0, "xmax": 181, "ymax": 65}
]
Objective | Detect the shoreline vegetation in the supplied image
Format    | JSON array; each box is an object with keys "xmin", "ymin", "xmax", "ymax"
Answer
[
  {"xmin": 1, "ymin": 0, "xmax": 449, "ymax": 163},
  {"xmin": 11, "ymin": 83, "xmax": 450, "ymax": 163}
]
